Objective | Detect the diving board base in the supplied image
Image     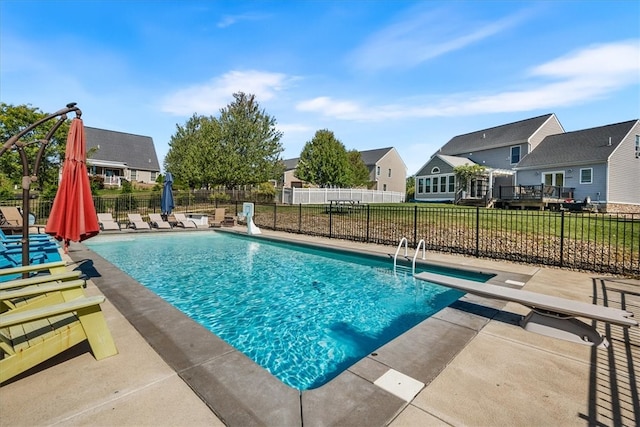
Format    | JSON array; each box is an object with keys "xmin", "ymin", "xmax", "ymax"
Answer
[{"xmin": 521, "ymin": 311, "xmax": 608, "ymax": 348}]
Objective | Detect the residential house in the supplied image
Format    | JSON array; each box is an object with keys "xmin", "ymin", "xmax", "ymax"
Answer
[
  {"xmin": 414, "ymin": 113, "xmax": 564, "ymax": 203},
  {"xmin": 282, "ymin": 158, "xmax": 302, "ymax": 189},
  {"xmin": 281, "ymin": 147, "xmax": 407, "ymax": 193},
  {"xmin": 85, "ymin": 127, "xmax": 161, "ymax": 188},
  {"xmin": 514, "ymin": 119, "xmax": 640, "ymax": 213}
]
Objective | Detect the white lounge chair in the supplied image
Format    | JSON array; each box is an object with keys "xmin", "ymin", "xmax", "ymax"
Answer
[
  {"xmin": 173, "ymin": 213, "xmax": 197, "ymax": 228},
  {"xmin": 414, "ymin": 272, "xmax": 637, "ymax": 348},
  {"xmin": 148, "ymin": 213, "xmax": 172, "ymax": 229},
  {"xmin": 127, "ymin": 214, "xmax": 151, "ymax": 230},
  {"xmin": 97, "ymin": 213, "xmax": 120, "ymax": 231}
]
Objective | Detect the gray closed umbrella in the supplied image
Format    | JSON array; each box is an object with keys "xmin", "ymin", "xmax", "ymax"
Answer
[{"xmin": 161, "ymin": 172, "xmax": 175, "ymax": 216}]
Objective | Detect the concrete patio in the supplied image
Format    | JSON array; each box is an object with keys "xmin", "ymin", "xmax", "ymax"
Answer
[{"xmin": 1, "ymin": 227, "xmax": 638, "ymax": 426}]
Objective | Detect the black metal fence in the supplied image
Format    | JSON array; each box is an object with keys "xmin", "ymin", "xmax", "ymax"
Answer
[{"xmin": 2, "ymin": 194, "xmax": 638, "ymax": 277}]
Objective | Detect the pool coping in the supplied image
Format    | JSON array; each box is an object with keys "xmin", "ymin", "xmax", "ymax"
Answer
[{"xmin": 70, "ymin": 229, "xmax": 533, "ymax": 425}]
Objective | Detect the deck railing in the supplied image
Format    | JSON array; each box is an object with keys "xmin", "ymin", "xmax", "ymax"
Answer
[{"xmin": 498, "ymin": 185, "xmax": 575, "ymax": 201}]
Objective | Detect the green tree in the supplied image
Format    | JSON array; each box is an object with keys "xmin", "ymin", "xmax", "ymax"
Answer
[
  {"xmin": 346, "ymin": 149, "xmax": 370, "ymax": 187},
  {"xmin": 0, "ymin": 103, "xmax": 70, "ymax": 192},
  {"xmin": 406, "ymin": 176, "xmax": 415, "ymax": 201},
  {"xmin": 164, "ymin": 93, "xmax": 284, "ymax": 190},
  {"xmin": 295, "ymin": 129, "xmax": 350, "ymax": 187},
  {"xmin": 164, "ymin": 114, "xmax": 220, "ymax": 189},
  {"xmin": 216, "ymin": 92, "xmax": 284, "ymax": 189}
]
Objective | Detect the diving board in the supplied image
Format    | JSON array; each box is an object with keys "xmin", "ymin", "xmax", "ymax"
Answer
[{"xmin": 414, "ymin": 272, "xmax": 637, "ymax": 347}]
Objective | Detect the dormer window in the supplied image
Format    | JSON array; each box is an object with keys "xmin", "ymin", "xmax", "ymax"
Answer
[
  {"xmin": 431, "ymin": 167, "xmax": 440, "ymax": 174},
  {"xmin": 511, "ymin": 146, "xmax": 521, "ymax": 164}
]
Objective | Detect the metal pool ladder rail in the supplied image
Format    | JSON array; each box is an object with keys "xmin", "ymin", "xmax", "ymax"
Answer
[
  {"xmin": 393, "ymin": 237, "xmax": 408, "ymax": 273},
  {"xmin": 412, "ymin": 239, "xmax": 426, "ymax": 273}
]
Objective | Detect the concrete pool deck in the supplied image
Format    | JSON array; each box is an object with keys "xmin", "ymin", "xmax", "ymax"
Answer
[{"xmin": 1, "ymin": 227, "xmax": 638, "ymax": 426}]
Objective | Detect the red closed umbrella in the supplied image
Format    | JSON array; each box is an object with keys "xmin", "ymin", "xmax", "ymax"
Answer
[{"xmin": 45, "ymin": 117, "xmax": 100, "ymax": 253}]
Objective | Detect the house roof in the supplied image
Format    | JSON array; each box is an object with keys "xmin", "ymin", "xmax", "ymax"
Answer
[
  {"xmin": 437, "ymin": 154, "xmax": 477, "ymax": 168},
  {"xmin": 85, "ymin": 127, "xmax": 161, "ymax": 171},
  {"xmin": 516, "ymin": 119, "xmax": 639, "ymax": 169},
  {"xmin": 439, "ymin": 114, "xmax": 556, "ymax": 155},
  {"xmin": 282, "ymin": 147, "xmax": 397, "ymax": 170},
  {"xmin": 359, "ymin": 147, "xmax": 395, "ymax": 166},
  {"xmin": 283, "ymin": 158, "xmax": 299, "ymax": 171}
]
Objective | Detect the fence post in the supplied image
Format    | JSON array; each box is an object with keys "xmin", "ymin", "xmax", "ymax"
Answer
[
  {"xmin": 329, "ymin": 205, "xmax": 333, "ymax": 238},
  {"xmin": 273, "ymin": 203, "xmax": 277, "ymax": 230},
  {"xmin": 475, "ymin": 207, "xmax": 480, "ymax": 257},
  {"xmin": 559, "ymin": 210, "xmax": 565, "ymax": 268},
  {"xmin": 298, "ymin": 203, "xmax": 302, "ymax": 233},
  {"xmin": 413, "ymin": 205, "xmax": 418, "ymax": 245},
  {"xmin": 366, "ymin": 204, "xmax": 370, "ymax": 243}
]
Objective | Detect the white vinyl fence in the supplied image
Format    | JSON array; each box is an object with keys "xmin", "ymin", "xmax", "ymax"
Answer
[{"xmin": 282, "ymin": 188, "xmax": 405, "ymax": 204}]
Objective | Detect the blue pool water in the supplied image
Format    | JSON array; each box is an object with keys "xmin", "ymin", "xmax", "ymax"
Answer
[{"xmin": 85, "ymin": 232, "xmax": 490, "ymax": 390}]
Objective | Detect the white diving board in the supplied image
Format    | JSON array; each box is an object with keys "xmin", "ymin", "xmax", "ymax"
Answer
[{"xmin": 414, "ymin": 272, "xmax": 637, "ymax": 347}]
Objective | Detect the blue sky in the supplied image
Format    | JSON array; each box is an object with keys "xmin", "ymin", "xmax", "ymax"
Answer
[{"xmin": 1, "ymin": 1, "xmax": 639, "ymax": 176}]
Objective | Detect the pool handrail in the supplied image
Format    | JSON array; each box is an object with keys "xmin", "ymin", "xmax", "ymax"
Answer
[
  {"xmin": 412, "ymin": 239, "xmax": 426, "ymax": 274},
  {"xmin": 393, "ymin": 237, "xmax": 408, "ymax": 273}
]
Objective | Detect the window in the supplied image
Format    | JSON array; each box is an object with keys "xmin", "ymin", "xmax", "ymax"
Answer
[
  {"xmin": 636, "ymin": 135, "xmax": 639, "ymax": 158},
  {"xmin": 150, "ymin": 171, "xmax": 158, "ymax": 182},
  {"xmin": 418, "ymin": 178, "xmax": 424, "ymax": 193},
  {"xmin": 130, "ymin": 169, "xmax": 137, "ymax": 181},
  {"xmin": 431, "ymin": 167, "xmax": 440, "ymax": 174},
  {"xmin": 448, "ymin": 175, "xmax": 455, "ymax": 192},
  {"xmin": 432, "ymin": 177, "xmax": 439, "ymax": 193},
  {"xmin": 425, "ymin": 178, "xmax": 431, "ymax": 193},
  {"xmin": 510, "ymin": 146, "xmax": 521, "ymax": 164},
  {"xmin": 383, "ymin": 184, "xmax": 387, "ymax": 191},
  {"xmin": 376, "ymin": 166, "xmax": 380, "ymax": 176},
  {"xmin": 580, "ymin": 168, "xmax": 592, "ymax": 184},
  {"xmin": 388, "ymin": 168, "xmax": 391, "ymax": 177},
  {"xmin": 440, "ymin": 177, "xmax": 447, "ymax": 193}
]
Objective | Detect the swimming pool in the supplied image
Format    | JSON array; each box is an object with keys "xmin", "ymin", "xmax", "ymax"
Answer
[{"xmin": 85, "ymin": 232, "xmax": 491, "ymax": 390}]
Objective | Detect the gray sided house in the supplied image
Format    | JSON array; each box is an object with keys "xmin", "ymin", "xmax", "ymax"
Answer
[
  {"xmin": 281, "ymin": 147, "xmax": 407, "ymax": 193},
  {"xmin": 414, "ymin": 113, "xmax": 564, "ymax": 203},
  {"xmin": 85, "ymin": 127, "xmax": 161, "ymax": 188},
  {"xmin": 515, "ymin": 119, "xmax": 640, "ymax": 213}
]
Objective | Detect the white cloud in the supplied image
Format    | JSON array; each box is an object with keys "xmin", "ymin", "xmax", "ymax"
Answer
[
  {"xmin": 299, "ymin": 40, "xmax": 640, "ymax": 120},
  {"xmin": 216, "ymin": 13, "xmax": 270, "ymax": 28},
  {"xmin": 351, "ymin": 5, "xmax": 532, "ymax": 71},
  {"xmin": 160, "ymin": 70, "xmax": 291, "ymax": 116}
]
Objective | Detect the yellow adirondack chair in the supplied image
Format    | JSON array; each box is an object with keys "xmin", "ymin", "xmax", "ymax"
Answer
[
  {"xmin": 0, "ymin": 295, "xmax": 117, "ymax": 383},
  {"xmin": 0, "ymin": 262, "xmax": 117, "ymax": 383}
]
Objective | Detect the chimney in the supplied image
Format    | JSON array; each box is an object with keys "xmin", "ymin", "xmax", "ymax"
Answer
[{"xmin": 608, "ymin": 137, "xmax": 612, "ymax": 146}]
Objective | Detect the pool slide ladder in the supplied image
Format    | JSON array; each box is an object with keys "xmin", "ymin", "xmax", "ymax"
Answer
[{"xmin": 393, "ymin": 238, "xmax": 426, "ymax": 275}]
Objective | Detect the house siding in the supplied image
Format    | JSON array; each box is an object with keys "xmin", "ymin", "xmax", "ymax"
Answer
[
  {"xmin": 373, "ymin": 148, "xmax": 407, "ymax": 193},
  {"xmin": 608, "ymin": 122, "xmax": 640, "ymax": 205},
  {"xmin": 530, "ymin": 115, "xmax": 564, "ymax": 148}
]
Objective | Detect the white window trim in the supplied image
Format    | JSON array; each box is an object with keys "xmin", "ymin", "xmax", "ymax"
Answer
[
  {"xmin": 579, "ymin": 168, "xmax": 593, "ymax": 184},
  {"xmin": 431, "ymin": 166, "xmax": 440, "ymax": 174}
]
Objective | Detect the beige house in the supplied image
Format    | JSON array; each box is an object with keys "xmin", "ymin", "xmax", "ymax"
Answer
[
  {"xmin": 85, "ymin": 127, "xmax": 161, "ymax": 188},
  {"xmin": 282, "ymin": 147, "xmax": 407, "ymax": 193}
]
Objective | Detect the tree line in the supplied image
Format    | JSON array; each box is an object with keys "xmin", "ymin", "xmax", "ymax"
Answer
[{"xmin": 1, "ymin": 93, "xmax": 373, "ymax": 195}]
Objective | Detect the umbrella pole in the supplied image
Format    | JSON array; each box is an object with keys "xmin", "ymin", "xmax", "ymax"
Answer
[{"xmin": 0, "ymin": 103, "xmax": 81, "ymax": 271}]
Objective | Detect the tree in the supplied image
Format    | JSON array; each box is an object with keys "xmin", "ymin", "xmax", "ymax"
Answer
[
  {"xmin": 164, "ymin": 93, "xmax": 284, "ymax": 190},
  {"xmin": 346, "ymin": 150, "xmax": 370, "ymax": 187},
  {"xmin": 216, "ymin": 92, "xmax": 284, "ymax": 189},
  {"xmin": 164, "ymin": 114, "xmax": 221, "ymax": 190},
  {"xmin": 0, "ymin": 103, "xmax": 70, "ymax": 194},
  {"xmin": 295, "ymin": 129, "xmax": 351, "ymax": 187},
  {"xmin": 405, "ymin": 176, "xmax": 415, "ymax": 201}
]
